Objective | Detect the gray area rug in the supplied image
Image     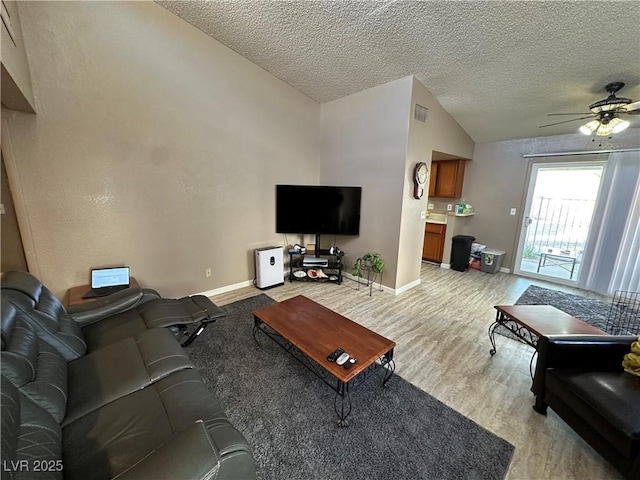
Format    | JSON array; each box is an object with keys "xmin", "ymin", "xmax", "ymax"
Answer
[
  {"xmin": 186, "ymin": 294, "xmax": 514, "ymax": 480},
  {"xmin": 496, "ymin": 285, "xmax": 612, "ymax": 341}
]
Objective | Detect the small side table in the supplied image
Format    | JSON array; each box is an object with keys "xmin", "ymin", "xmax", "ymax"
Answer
[
  {"xmin": 537, "ymin": 248, "xmax": 579, "ymax": 279},
  {"xmin": 66, "ymin": 277, "xmax": 140, "ymax": 307}
]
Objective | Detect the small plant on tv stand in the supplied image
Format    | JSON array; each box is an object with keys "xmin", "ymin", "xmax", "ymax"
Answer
[{"xmin": 352, "ymin": 253, "xmax": 385, "ymax": 296}]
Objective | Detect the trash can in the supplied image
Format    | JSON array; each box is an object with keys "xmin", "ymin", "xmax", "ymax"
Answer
[
  {"xmin": 480, "ymin": 249, "xmax": 506, "ymax": 273},
  {"xmin": 451, "ymin": 235, "xmax": 476, "ymax": 271}
]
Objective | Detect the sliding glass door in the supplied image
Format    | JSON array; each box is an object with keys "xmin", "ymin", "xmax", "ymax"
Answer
[{"xmin": 513, "ymin": 160, "xmax": 605, "ymax": 285}]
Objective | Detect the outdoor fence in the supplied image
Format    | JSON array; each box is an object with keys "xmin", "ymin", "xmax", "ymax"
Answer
[{"xmin": 523, "ymin": 196, "xmax": 596, "ymax": 260}]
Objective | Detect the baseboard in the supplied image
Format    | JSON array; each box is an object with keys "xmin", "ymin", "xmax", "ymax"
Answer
[
  {"xmin": 440, "ymin": 263, "xmax": 510, "ymax": 274},
  {"xmin": 200, "ymin": 269, "xmax": 423, "ymax": 299},
  {"xmin": 395, "ymin": 278, "xmax": 421, "ymax": 295},
  {"xmin": 194, "ymin": 279, "xmax": 254, "ymax": 298},
  {"xmin": 342, "ymin": 272, "xmax": 396, "ymax": 295}
]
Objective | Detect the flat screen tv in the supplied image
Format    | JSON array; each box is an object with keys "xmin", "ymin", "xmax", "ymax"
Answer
[{"xmin": 276, "ymin": 185, "xmax": 362, "ymax": 236}]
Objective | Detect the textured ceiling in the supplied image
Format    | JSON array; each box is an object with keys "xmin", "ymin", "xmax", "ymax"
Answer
[{"xmin": 157, "ymin": 1, "xmax": 640, "ymax": 143}]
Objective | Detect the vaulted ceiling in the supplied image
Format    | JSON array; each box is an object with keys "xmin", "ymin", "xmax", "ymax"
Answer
[{"xmin": 157, "ymin": 1, "xmax": 640, "ymax": 143}]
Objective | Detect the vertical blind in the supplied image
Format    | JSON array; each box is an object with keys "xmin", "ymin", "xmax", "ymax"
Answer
[{"xmin": 578, "ymin": 151, "xmax": 640, "ymax": 294}]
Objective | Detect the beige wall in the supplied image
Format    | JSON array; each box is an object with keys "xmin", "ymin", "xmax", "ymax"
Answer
[
  {"xmin": 318, "ymin": 75, "xmax": 474, "ymax": 292},
  {"xmin": 1, "ymin": 154, "xmax": 27, "ymax": 271},
  {"xmin": 0, "ymin": 0, "xmax": 35, "ymax": 112},
  {"xmin": 319, "ymin": 77, "xmax": 413, "ymax": 289},
  {"xmin": 7, "ymin": 1, "xmax": 635, "ymax": 298},
  {"xmin": 2, "ymin": 1, "xmax": 320, "ymax": 297},
  {"xmin": 462, "ymin": 128, "xmax": 640, "ymax": 269},
  {"xmin": 397, "ymin": 78, "xmax": 474, "ymax": 289}
]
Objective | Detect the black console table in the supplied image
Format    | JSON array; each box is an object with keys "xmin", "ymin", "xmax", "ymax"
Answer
[{"xmin": 288, "ymin": 249, "xmax": 344, "ymax": 284}]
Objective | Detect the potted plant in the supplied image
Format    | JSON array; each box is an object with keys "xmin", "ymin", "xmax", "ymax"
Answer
[{"xmin": 352, "ymin": 253, "xmax": 385, "ymax": 295}]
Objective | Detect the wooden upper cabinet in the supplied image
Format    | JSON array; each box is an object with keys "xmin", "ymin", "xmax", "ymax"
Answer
[
  {"xmin": 428, "ymin": 161, "xmax": 438, "ymax": 197},
  {"xmin": 429, "ymin": 159, "xmax": 466, "ymax": 198}
]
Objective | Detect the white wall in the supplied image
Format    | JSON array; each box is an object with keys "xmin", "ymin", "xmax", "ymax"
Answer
[
  {"xmin": 2, "ymin": 1, "xmax": 320, "ymax": 297},
  {"xmin": 318, "ymin": 76, "xmax": 475, "ymax": 292},
  {"xmin": 398, "ymin": 78, "xmax": 474, "ymax": 289},
  {"xmin": 463, "ymin": 128, "xmax": 640, "ymax": 268},
  {"xmin": 319, "ymin": 77, "xmax": 413, "ymax": 289}
]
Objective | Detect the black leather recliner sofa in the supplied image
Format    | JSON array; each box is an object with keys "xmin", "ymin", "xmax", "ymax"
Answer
[
  {"xmin": 531, "ymin": 334, "xmax": 640, "ymax": 480},
  {"xmin": 1, "ymin": 270, "xmax": 256, "ymax": 480}
]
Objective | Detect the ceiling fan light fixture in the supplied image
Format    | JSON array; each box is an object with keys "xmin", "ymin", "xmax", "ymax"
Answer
[
  {"xmin": 579, "ymin": 119, "xmax": 600, "ymax": 135},
  {"xmin": 610, "ymin": 117, "xmax": 630, "ymax": 133},
  {"xmin": 596, "ymin": 120, "xmax": 614, "ymax": 136}
]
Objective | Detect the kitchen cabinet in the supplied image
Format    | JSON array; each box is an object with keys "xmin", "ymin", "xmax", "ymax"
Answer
[
  {"xmin": 428, "ymin": 159, "xmax": 466, "ymax": 198},
  {"xmin": 423, "ymin": 223, "xmax": 447, "ymax": 263}
]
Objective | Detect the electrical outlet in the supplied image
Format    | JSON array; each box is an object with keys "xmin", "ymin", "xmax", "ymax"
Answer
[
  {"xmin": 205, "ymin": 268, "xmax": 212, "ymax": 278},
  {"xmin": 427, "ymin": 203, "xmax": 434, "ymax": 210},
  {"xmin": 447, "ymin": 204, "xmax": 452, "ymax": 211},
  {"xmin": 420, "ymin": 211, "xmax": 426, "ymax": 219},
  {"xmin": 510, "ymin": 208, "xmax": 517, "ymax": 216}
]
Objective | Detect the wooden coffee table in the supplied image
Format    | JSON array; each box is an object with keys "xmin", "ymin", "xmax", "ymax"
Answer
[
  {"xmin": 252, "ymin": 295, "xmax": 396, "ymax": 426},
  {"xmin": 488, "ymin": 305, "xmax": 607, "ymax": 375}
]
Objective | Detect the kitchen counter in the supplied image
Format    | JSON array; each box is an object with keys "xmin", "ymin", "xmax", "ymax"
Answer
[{"xmin": 425, "ymin": 212, "xmax": 475, "ymax": 224}]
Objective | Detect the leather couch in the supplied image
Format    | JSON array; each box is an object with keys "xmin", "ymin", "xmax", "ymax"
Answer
[
  {"xmin": 1, "ymin": 271, "xmax": 256, "ymax": 480},
  {"xmin": 531, "ymin": 334, "xmax": 640, "ymax": 480}
]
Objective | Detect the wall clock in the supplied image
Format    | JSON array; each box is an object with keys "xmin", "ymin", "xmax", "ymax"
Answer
[{"xmin": 413, "ymin": 162, "xmax": 429, "ymax": 199}]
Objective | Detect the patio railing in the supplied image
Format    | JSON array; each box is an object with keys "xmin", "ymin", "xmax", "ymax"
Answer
[{"xmin": 522, "ymin": 196, "xmax": 596, "ymax": 260}]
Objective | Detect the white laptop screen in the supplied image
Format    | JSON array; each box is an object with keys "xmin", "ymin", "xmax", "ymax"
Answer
[{"xmin": 91, "ymin": 267, "xmax": 130, "ymax": 288}]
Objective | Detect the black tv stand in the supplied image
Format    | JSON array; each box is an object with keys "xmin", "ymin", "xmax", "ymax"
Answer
[{"xmin": 288, "ymin": 246, "xmax": 344, "ymax": 284}]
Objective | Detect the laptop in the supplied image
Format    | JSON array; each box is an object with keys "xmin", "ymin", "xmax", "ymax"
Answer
[{"xmin": 81, "ymin": 266, "xmax": 131, "ymax": 299}]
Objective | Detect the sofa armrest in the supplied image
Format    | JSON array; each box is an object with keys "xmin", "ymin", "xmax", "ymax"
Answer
[
  {"xmin": 114, "ymin": 421, "xmax": 255, "ymax": 480},
  {"xmin": 67, "ymin": 288, "xmax": 161, "ymax": 327},
  {"xmin": 531, "ymin": 335, "xmax": 636, "ymax": 401}
]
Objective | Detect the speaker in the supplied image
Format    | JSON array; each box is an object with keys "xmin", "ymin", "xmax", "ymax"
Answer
[{"xmin": 255, "ymin": 246, "xmax": 284, "ymax": 289}]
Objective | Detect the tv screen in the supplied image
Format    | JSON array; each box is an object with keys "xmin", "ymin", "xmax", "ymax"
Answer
[{"xmin": 276, "ymin": 185, "xmax": 362, "ymax": 235}]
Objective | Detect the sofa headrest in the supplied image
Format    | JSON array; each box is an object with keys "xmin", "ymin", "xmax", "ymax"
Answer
[
  {"xmin": 2, "ymin": 272, "xmax": 87, "ymax": 361},
  {"xmin": 1, "ymin": 309, "xmax": 68, "ymax": 424},
  {"xmin": 1, "ymin": 270, "xmax": 43, "ymax": 303}
]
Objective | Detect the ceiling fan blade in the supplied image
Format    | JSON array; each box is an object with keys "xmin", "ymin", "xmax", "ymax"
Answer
[
  {"xmin": 538, "ymin": 116, "xmax": 595, "ymax": 128},
  {"xmin": 546, "ymin": 113, "xmax": 593, "ymax": 116},
  {"xmin": 621, "ymin": 100, "xmax": 640, "ymax": 112}
]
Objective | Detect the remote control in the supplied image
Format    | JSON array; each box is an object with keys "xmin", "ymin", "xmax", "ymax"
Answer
[
  {"xmin": 344, "ymin": 357, "xmax": 357, "ymax": 369},
  {"xmin": 336, "ymin": 352, "xmax": 350, "ymax": 365},
  {"xmin": 327, "ymin": 348, "xmax": 344, "ymax": 362}
]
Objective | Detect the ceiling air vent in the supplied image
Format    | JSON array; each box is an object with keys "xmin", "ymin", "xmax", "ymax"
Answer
[{"xmin": 414, "ymin": 104, "xmax": 428, "ymax": 123}]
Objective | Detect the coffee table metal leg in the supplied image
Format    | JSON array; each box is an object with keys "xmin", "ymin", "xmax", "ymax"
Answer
[
  {"xmin": 253, "ymin": 316, "xmax": 263, "ymax": 350},
  {"xmin": 382, "ymin": 349, "xmax": 395, "ymax": 387},
  {"xmin": 487, "ymin": 310, "xmax": 501, "ymax": 355},
  {"xmin": 334, "ymin": 381, "xmax": 352, "ymax": 427},
  {"xmin": 529, "ymin": 350, "xmax": 538, "ymax": 380}
]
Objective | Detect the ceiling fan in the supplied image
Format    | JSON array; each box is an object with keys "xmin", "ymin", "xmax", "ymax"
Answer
[{"xmin": 540, "ymin": 82, "xmax": 640, "ymax": 136}]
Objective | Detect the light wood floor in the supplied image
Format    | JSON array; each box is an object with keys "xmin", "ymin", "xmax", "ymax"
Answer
[{"xmin": 211, "ymin": 263, "xmax": 621, "ymax": 480}]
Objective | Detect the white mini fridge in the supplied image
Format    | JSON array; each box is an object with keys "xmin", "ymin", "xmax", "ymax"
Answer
[{"xmin": 255, "ymin": 246, "xmax": 284, "ymax": 289}]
